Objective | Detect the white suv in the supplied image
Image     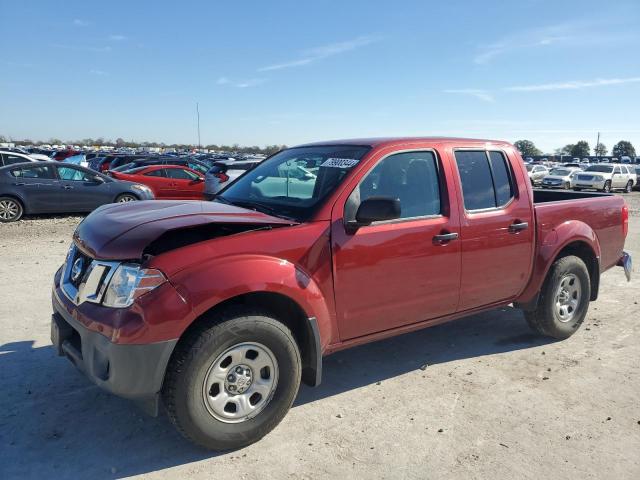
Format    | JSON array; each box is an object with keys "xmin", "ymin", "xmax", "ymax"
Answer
[{"xmin": 572, "ymin": 164, "xmax": 635, "ymax": 193}]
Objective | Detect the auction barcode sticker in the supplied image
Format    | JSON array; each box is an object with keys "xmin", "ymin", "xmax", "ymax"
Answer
[{"xmin": 321, "ymin": 158, "xmax": 360, "ymax": 168}]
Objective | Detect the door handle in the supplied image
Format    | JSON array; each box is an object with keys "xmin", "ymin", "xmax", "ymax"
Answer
[
  {"xmin": 62, "ymin": 185, "xmax": 73, "ymax": 190},
  {"xmin": 12, "ymin": 183, "xmax": 26, "ymax": 186},
  {"xmin": 433, "ymin": 232, "xmax": 459, "ymax": 243},
  {"xmin": 509, "ymin": 221, "xmax": 529, "ymax": 232}
]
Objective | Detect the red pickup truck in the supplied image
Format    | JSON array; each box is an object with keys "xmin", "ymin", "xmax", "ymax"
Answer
[{"xmin": 51, "ymin": 137, "xmax": 632, "ymax": 450}]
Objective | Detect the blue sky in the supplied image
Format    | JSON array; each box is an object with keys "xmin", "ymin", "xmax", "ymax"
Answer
[{"xmin": 1, "ymin": 0, "xmax": 639, "ymax": 153}]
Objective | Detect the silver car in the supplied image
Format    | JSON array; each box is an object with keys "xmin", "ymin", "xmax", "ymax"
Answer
[
  {"xmin": 203, "ymin": 159, "xmax": 262, "ymax": 199},
  {"xmin": 541, "ymin": 167, "xmax": 581, "ymax": 189}
]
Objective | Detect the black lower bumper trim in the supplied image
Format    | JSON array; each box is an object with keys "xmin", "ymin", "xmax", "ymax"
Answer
[{"xmin": 51, "ymin": 301, "xmax": 178, "ymax": 412}]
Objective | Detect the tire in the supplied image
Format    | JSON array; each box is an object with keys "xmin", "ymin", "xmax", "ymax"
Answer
[
  {"xmin": 115, "ymin": 193, "xmax": 139, "ymax": 203},
  {"xmin": 524, "ymin": 255, "xmax": 591, "ymax": 339},
  {"xmin": 163, "ymin": 307, "xmax": 301, "ymax": 450},
  {"xmin": 0, "ymin": 196, "xmax": 24, "ymax": 222},
  {"xmin": 624, "ymin": 180, "xmax": 633, "ymax": 193},
  {"xmin": 564, "ymin": 182, "xmax": 570, "ymax": 189},
  {"xmin": 602, "ymin": 180, "xmax": 612, "ymax": 193}
]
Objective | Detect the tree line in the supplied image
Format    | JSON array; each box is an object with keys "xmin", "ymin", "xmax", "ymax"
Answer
[
  {"xmin": 514, "ymin": 139, "xmax": 636, "ymax": 158},
  {"xmin": 0, "ymin": 135, "xmax": 286, "ymax": 155}
]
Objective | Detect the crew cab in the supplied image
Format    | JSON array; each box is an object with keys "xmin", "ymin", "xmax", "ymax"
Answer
[{"xmin": 50, "ymin": 138, "xmax": 632, "ymax": 450}]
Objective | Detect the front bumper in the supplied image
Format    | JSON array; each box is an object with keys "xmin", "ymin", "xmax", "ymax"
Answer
[
  {"xmin": 51, "ymin": 275, "xmax": 179, "ymax": 414},
  {"xmin": 573, "ymin": 179, "xmax": 605, "ymax": 189}
]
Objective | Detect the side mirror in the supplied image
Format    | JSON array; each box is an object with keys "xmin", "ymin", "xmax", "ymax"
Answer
[
  {"xmin": 349, "ymin": 196, "xmax": 401, "ymax": 230},
  {"xmin": 93, "ymin": 175, "xmax": 105, "ymax": 183}
]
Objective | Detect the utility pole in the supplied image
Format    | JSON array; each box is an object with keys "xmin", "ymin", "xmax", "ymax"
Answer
[
  {"xmin": 596, "ymin": 131, "xmax": 600, "ymax": 158},
  {"xmin": 196, "ymin": 102, "xmax": 201, "ymax": 150}
]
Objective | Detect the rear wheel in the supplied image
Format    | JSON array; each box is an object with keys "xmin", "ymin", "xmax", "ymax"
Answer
[
  {"xmin": 524, "ymin": 255, "xmax": 590, "ymax": 339},
  {"xmin": 115, "ymin": 193, "xmax": 138, "ymax": 203},
  {"xmin": 602, "ymin": 180, "xmax": 612, "ymax": 193},
  {"xmin": 163, "ymin": 307, "xmax": 301, "ymax": 450},
  {"xmin": 0, "ymin": 197, "xmax": 24, "ymax": 222},
  {"xmin": 625, "ymin": 180, "xmax": 633, "ymax": 193}
]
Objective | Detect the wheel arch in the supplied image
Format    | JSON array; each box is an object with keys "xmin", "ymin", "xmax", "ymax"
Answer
[
  {"xmin": 176, "ymin": 291, "xmax": 323, "ymax": 387},
  {"xmin": 0, "ymin": 193, "xmax": 27, "ymax": 213}
]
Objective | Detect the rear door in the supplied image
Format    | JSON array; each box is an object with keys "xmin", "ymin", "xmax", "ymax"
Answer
[
  {"xmin": 142, "ymin": 168, "xmax": 172, "ymax": 198},
  {"xmin": 8, "ymin": 164, "xmax": 59, "ymax": 213},
  {"xmin": 332, "ymin": 149, "xmax": 461, "ymax": 340},
  {"xmin": 452, "ymin": 149, "xmax": 534, "ymax": 310},
  {"xmin": 56, "ymin": 165, "xmax": 113, "ymax": 211}
]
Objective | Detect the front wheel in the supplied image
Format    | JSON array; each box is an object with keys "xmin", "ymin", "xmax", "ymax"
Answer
[
  {"xmin": 602, "ymin": 180, "xmax": 612, "ymax": 193},
  {"xmin": 625, "ymin": 180, "xmax": 633, "ymax": 193},
  {"xmin": 115, "ymin": 193, "xmax": 139, "ymax": 203},
  {"xmin": 564, "ymin": 182, "xmax": 571, "ymax": 189},
  {"xmin": 163, "ymin": 307, "xmax": 301, "ymax": 450},
  {"xmin": 0, "ymin": 197, "xmax": 24, "ymax": 222},
  {"xmin": 524, "ymin": 255, "xmax": 590, "ymax": 339}
]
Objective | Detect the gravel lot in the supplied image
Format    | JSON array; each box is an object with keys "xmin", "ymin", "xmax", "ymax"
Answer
[{"xmin": 1, "ymin": 194, "xmax": 639, "ymax": 480}]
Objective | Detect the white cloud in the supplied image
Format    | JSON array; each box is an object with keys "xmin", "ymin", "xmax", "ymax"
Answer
[
  {"xmin": 89, "ymin": 69, "xmax": 108, "ymax": 76},
  {"xmin": 108, "ymin": 34, "xmax": 126, "ymax": 41},
  {"xmin": 473, "ymin": 20, "xmax": 637, "ymax": 65},
  {"xmin": 235, "ymin": 78, "xmax": 266, "ymax": 88},
  {"xmin": 506, "ymin": 77, "xmax": 640, "ymax": 92},
  {"xmin": 73, "ymin": 19, "xmax": 89, "ymax": 27},
  {"xmin": 443, "ymin": 89, "xmax": 494, "ymax": 102},
  {"xmin": 217, "ymin": 77, "xmax": 265, "ymax": 88},
  {"xmin": 258, "ymin": 35, "xmax": 380, "ymax": 72}
]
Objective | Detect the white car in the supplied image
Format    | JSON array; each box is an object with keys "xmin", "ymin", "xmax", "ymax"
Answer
[
  {"xmin": 0, "ymin": 150, "xmax": 42, "ymax": 167},
  {"xmin": 541, "ymin": 167, "xmax": 582, "ymax": 189},
  {"xmin": 572, "ymin": 164, "xmax": 635, "ymax": 193},
  {"xmin": 525, "ymin": 164, "xmax": 549, "ymax": 185},
  {"xmin": 203, "ymin": 159, "xmax": 262, "ymax": 199}
]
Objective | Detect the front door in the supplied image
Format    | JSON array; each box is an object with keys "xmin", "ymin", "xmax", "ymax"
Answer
[
  {"xmin": 332, "ymin": 150, "xmax": 461, "ymax": 340},
  {"xmin": 56, "ymin": 166, "xmax": 112, "ymax": 211}
]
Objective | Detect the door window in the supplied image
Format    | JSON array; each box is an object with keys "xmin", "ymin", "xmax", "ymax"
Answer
[
  {"xmin": 351, "ymin": 151, "xmax": 441, "ymax": 220},
  {"xmin": 454, "ymin": 150, "xmax": 515, "ymax": 211},
  {"xmin": 3, "ymin": 154, "xmax": 30, "ymax": 165},
  {"xmin": 10, "ymin": 165, "xmax": 55, "ymax": 178},
  {"xmin": 165, "ymin": 168, "xmax": 199, "ymax": 180},
  {"xmin": 57, "ymin": 166, "xmax": 94, "ymax": 181},
  {"xmin": 144, "ymin": 169, "xmax": 165, "ymax": 177}
]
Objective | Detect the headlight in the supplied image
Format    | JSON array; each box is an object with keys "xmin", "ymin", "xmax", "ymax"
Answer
[
  {"xmin": 592, "ymin": 175, "xmax": 604, "ymax": 181},
  {"xmin": 102, "ymin": 263, "xmax": 166, "ymax": 308},
  {"xmin": 131, "ymin": 184, "xmax": 152, "ymax": 195}
]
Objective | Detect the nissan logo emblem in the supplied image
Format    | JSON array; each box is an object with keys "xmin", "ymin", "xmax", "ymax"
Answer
[{"xmin": 71, "ymin": 258, "xmax": 84, "ymax": 282}]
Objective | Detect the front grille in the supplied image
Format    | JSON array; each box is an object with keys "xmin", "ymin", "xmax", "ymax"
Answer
[{"xmin": 577, "ymin": 174, "xmax": 594, "ymax": 181}]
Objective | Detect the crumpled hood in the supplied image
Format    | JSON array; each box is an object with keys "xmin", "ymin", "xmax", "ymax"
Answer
[{"xmin": 74, "ymin": 200, "xmax": 296, "ymax": 260}]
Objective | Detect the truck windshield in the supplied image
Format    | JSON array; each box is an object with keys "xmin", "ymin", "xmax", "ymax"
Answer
[
  {"xmin": 217, "ymin": 145, "xmax": 371, "ymax": 221},
  {"xmin": 585, "ymin": 165, "xmax": 614, "ymax": 173}
]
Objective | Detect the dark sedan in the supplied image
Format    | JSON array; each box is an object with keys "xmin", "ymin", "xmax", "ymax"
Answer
[{"xmin": 0, "ymin": 162, "xmax": 154, "ymax": 222}]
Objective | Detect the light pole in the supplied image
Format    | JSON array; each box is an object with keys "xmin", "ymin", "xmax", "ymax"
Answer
[{"xmin": 196, "ymin": 102, "xmax": 201, "ymax": 150}]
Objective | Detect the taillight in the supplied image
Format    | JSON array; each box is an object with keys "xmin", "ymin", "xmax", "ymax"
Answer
[
  {"xmin": 622, "ymin": 204, "xmax": 628, "ymax": 238},
  {"xmin": 215, "ymin": 172, "xmax": 229, "ymax": 183}
]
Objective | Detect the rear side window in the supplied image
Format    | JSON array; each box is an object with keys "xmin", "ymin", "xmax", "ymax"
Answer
[
  {"xmin": 4, "ymin": 154, "xmax": 29, "ymax": 165},
  {"xmin": 144, "ymin": 169, "xmax": 165, "ymax": 177},
  {"xmin": 165, "ymin": 168, "xmax": 199, "ymax": 180},
  {"xmin": 454, "ymin": 150, "xmax": 514, "ymax": 211},
  {"xmin": 11, "ymin": 165, "xmax": 55, "ymax": 179}
]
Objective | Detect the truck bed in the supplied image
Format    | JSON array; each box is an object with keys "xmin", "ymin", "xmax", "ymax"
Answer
[{"xmin": 532, "ymin": 189, "xmax": 626, "ymax": 273}]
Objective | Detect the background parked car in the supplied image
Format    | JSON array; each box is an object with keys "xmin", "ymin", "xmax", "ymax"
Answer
[
  {"xmin": 0, "ymin": 150, "xmax": 42, "ymax": 167},
  {"xmin": 573, "ymin": 164, "xmax": 635, "ymax": 193},
  {"xmin": 526, "ymin": 164, "xmax": 549, "ymax": 185},
  {"xmin": 50, "ymin": 149, "xmax": 81, "ymax": 161},
  {"xmin": 111, "ymin": 157, "xmax": 211, "ymax": 175},
  {"xmin": 541, "ymin": 167, "xmax": 581, "ymax": 189},
  {"xmin": 110, "ymin": 165, "xmax": 205, "ymax": 200},
  {"xmin": 0, "ymin": 162, "xmax": 154, "ymax": 222},
  {"xmin": 203, "ymin": 158, "xmax": 262, "ymax": 199}
]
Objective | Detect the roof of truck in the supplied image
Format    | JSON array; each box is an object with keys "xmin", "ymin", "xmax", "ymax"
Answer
[{"xmin": 295, "ymin": 137, "xmax": 512, "ymax": 148}]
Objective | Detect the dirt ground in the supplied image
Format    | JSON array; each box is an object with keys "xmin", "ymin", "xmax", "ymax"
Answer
[{"xmin": 1, "ymin": 194, "xmax": 639, "ymax": 480}]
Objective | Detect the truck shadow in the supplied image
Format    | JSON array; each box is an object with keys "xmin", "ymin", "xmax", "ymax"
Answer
[{"xmin": 0, "ymin": 307, "xmax": 552, "ymax": 479}]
